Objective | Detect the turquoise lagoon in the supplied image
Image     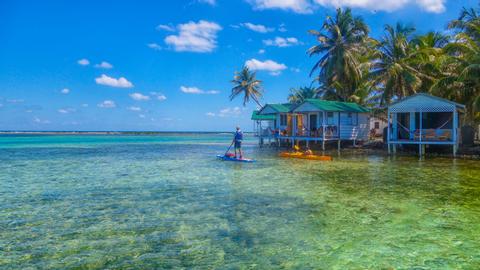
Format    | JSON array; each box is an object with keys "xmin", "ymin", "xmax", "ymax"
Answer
[{"xmin": 1, "ymin": 134, "xmax": 480, "ymax": 269}]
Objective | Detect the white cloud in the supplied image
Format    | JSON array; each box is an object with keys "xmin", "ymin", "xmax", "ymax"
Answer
[
  {"xmin": 313, "ymin": 0, "xmax": 445, "ymax": 13},
  {"xmin": 198, "ymin": 0, "xmax": 216, "ymax": 5},
  {"xmin": 263, "ymin": 37, "xmax": 300, "ymax": 47},
  {"xmin": 147, "ymin": 43, "xmax": 162, "ymax": 50},
  {"xmin": 165, "ymin": 20, "xmax": 222, "ymax": 53},
  {"xmin": 129, "ymin": 92, "xmax": 150, "ymax": 101},
  {"xmin": 291, "ymin": 67, "xmax": 301, "ymax": 73},
  {"xmin": 156, "ymin": 24, "xmax": 175, "ymax": 32},
  {"xmin": 278, "ymin": 23, "xmax": 287, "ymax": 32},
  {"xmin": 240, "ymin": 22, "xmax": 274, "ymax": 33},
  {"xmin": 77, "ymin": 58, "xmax": 90, "ymax": 66},
  {"xmin": 180, "ymin": 86, "xmax": 220, "ymax": 94},
  {"xmin": 61, "ymin": 88, "xmax": 70, "ymax": 94},
  {"xmin": 95, "ymin": 61, "xmax": 113, "ymax": 69},
  {"xmin": 98, "ymin": 100, "xmax": 116, "ymax": 108},
  {"xmin": 33, "ymin": 117, "xmax": 51, "ymax": 124},
  {"xmin": 246, "ymin": 0, "xmax": 314, "ymax": 14},
  {"xmin": 258, "ymin": 49, "xmax": 265, "ymax": 54},
  {"xmin": 416, "ymin": 0, "xmax": 445, "ymax": 13},
  {"xmin": 247, "ymin": 0, "xmax": 445, "ymax": 14},
  {"xmin": 7, "ymin": 99, "xmax": 24, "ymax": 103},
  {"xmin": 81, "ymin": 103, "xmax": 89, "ymax": 107},
  {"xmin": 95, "ymin": 74, "xmax": 133, "ymax": 88},
  {"xmin": 58, "ymin": 107, "xmax": 76, "ymax": 114},
  {"xmin": 139, "ymin": 114, "xmax": 146, "ymax": 118},
  {"xmin": 219, "ymin": 107, "xmax": 243, "ymax": 117},
  {"xmin": 150, "ymin": 92, "xmax": 167, "ymax": 101},
  {"xmin": 127, "ymin": 106, "xmax": 142, "ymax": 111},
  {"xmin": 206, "ymin": 107, "xmax": 243, "ymax": 117},
  {"xmin": 245, "ymin": 58, "xmax": 287, "ymax": 75}
]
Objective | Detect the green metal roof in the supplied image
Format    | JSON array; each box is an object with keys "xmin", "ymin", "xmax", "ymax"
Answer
[
  {"xmin": 302, "ymin": 99, "xmax": 370, "ymax": 113},
  {"xmin": 251, "ymin": 110, "xmax": 276, "ymax": 120},
  {"xmin": 267, "ymin": 103, "xmax": 292, "ymax": 113}
]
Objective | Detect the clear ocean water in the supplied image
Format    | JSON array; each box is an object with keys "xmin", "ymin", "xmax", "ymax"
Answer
[{"xmin": 1, "ymin": 133, "xmax": 479, "ymax": 269}]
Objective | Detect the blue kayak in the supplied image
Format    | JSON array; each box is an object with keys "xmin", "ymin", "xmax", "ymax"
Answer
[{"xmin": 216, "ymin": 155, "xmax": 255, "ymax": 163}]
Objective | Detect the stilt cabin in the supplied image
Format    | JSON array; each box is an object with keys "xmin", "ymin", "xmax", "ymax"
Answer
[
  {"xmin": 386, "ymin": 93, "xmax": 465, "ymax": 156},
  {"xmin": 251, "ymin": 110, "xmax": 276, "ymax": 140},
  {"xmin": 256, "ymin": 99, "xmax": 370, "ymax": 149}
]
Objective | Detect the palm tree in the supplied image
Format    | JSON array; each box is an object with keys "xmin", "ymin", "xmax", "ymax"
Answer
[
  {"xmin": 410, "ymin": 32, "xmax": 450, "ymax": 92},
  {"xmin": 372, "ymin": 23, "xmax": 425, "ymax": 105},
  {"xmin": 230, "ymin": 66, "xmax": 263, "ymax": 107},
  {"xmin": 308, "ymin": 8, "xmax": 371, "ymax": 101},
  {"xmin": 433, "ymin": 6, "xmax": 480, "ymax": 124},
  {"xmin": 287, "ymin": 86, "xmax": 319, "ymax": 104}
]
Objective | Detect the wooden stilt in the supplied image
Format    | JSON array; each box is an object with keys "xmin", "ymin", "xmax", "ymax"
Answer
[{"xmin": 337, "ymin": 139, "xmax": 340, "ymax": 151}]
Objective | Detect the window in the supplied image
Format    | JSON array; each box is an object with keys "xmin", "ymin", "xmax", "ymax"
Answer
[
  {"xmin": 327, "ymin": 112, "xmax": 334, "ymax": 125},
  {"xmin": 280, "ymin": 114, "xmax": 287, "ymax": 126},
  {"xmin": 374, "ymin": 122, "xmax": 380, "ymax": 129}
]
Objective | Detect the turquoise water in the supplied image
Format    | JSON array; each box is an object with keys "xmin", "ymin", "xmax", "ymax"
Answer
[{"xmin": 1, "ymin": 134, "xmax": 480, "ymax": 269}]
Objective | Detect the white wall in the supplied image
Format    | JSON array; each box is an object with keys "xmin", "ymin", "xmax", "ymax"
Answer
[
  {"xmin": 370, "ymin": 117, "xmax": 387, "ymax": 135},
  {"xmin": 339, "ymin": 113, "xmax": 369, "ymax": 140}
]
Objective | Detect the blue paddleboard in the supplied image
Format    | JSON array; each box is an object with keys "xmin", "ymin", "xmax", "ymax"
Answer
[{"xmin": 216, "ymin": 155, "xmax": 255, "ymax": 163}]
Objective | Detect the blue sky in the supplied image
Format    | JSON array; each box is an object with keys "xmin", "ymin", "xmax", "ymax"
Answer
[{"xmin": 0, "ymin": 0, "xmax": 477, "ymax": 131}]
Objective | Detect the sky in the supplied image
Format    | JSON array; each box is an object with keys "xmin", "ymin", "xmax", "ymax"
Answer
[{"xmin": 0, "ymin": 0, "xmax": 477, "ymax": 131}]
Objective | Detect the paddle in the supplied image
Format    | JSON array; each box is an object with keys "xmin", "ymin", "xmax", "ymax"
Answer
[{"xmin": 224, "ymin": 140, "xmax": 234, "ymax": 156}]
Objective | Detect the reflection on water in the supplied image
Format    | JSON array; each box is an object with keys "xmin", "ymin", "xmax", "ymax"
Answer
[{"xmin": 0, "ymin": 134, "xmax": 479, "ymax": 269}]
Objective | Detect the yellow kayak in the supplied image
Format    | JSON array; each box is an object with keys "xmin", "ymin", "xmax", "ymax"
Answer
[{"xmin": 279, "ymin": 152, "xmax": 332, "ymax": 161}]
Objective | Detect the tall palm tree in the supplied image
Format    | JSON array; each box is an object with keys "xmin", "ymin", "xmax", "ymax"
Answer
[
  {"xmin": 410, "ymin": 32, "xmax": 450, "ymax": 92},
  {"xmin": 434, "ymin": 6, "xmax": 480, "ymax": 124},
  {"xmin": 308, "ymin": 8, "xmax": 371, "ymax": 101},
  {"xmin": 448, "ymin": 7, "xmax": 480, "ymax": 39},
  {"xmin": 230, "ymin": 66, "xmax": 263, "ymax": 107},
  {"xmin": 372, "ymin": 23, "xmax": 425, "ymax": 105},
  {"xmin": 287, "ymin": 86, "xmax": 319, "ymax": 104}
]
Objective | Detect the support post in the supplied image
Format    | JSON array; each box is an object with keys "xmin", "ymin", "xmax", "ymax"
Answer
[
  {"xmin": 387, "ymin": 110, "xmax": 391, "ymax": 154},
  {"xmin": 337, "ymin": 139, "xmax": 340, "ymax": 151},
  {"xmin": 419, "ymin": 111, "xmax": 423, "ymax": 157},
  {"xmin": 322, "ymin": 111, "xmax": 326, "ymax": 151},
  {"xmin": 453, "ymin": 109, "xmax": 458, "ymax": 157}
]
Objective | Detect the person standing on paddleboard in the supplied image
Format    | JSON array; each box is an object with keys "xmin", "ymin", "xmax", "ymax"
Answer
[{"xmin": 233, "ymin": 126, "xmax": 243, "ymax": 159}]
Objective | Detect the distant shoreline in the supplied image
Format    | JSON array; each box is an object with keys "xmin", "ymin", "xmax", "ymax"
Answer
[{"xmin": 0, "ymin": 131, "xmax": 246, "ymax": 135}]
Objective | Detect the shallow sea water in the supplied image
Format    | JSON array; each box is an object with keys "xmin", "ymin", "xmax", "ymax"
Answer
[{"xmin": 0, "ymin": 134, "xmax": 479, "ymax": 269}]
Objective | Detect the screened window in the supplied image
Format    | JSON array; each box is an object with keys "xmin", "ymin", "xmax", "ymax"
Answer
[
  {"xmin": 280, "ymin": 114, "xmax": 287, "ymax": 126},
  {"xmin": 327, "ymin": 112, "xmax": 334, "ymax": 125}
]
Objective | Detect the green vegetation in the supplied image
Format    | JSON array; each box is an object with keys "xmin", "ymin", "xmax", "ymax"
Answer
[
  {"xmin": 230, "ymin": 4, "xmax": 480, "ymax": 124},
  {"xmin": 308, "ymin": 4, "xmax": 480, "ymax": 124},
  {"xmin": 230, "ymin": 66, "xmax": 264, "ymax": 107}
]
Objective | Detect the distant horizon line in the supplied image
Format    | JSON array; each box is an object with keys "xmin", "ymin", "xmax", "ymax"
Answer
[{"xmin": 0, "ymin": 130, "xmax": 251, "ymax": 134}]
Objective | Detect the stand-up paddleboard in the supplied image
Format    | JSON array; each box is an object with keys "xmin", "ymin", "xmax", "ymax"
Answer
[{"xmin": 216, "ymin": 155, "xmax": 255, "ymax": 163}]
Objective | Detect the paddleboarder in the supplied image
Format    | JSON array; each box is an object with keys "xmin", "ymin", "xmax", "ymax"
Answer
[{"xmin": 233, "ymin": 126, "xmax": 243, "ymax": 159}]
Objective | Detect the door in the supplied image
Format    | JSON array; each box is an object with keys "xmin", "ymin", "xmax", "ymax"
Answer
[{"xmin": 309, "ymin": 114, "xmax": 318, "ymax": 130}]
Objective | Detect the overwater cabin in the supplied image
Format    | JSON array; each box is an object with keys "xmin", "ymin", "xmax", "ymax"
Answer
[
  {"xmin": 386, "ymin": 93, "xmax": 465, "ymax": 156},
  {"xmin": 256, "ymin": 99, "xmax": 370, "ymax": 149},
  {"xmin": 255, "ymin": 103, "xmax": 293, "ymax": 138},
  {"xmin": 251, "ymin": 110, "xmax": 276, "ymax": 143}
]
